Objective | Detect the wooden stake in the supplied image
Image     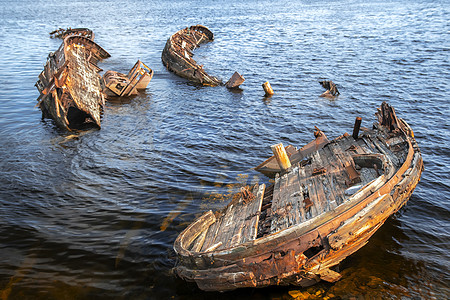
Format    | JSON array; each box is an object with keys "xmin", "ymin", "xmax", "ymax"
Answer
[
  {"xmin": 271, "ymin": 143, "xmax": 291, "ymax": 171},
  {"xmin": 262, "ymin": 81, "xmax": 274, "ymax": 96},
  {"xmin": 353, "ymin": 117, "xmax": 362, "ymax": 140}
]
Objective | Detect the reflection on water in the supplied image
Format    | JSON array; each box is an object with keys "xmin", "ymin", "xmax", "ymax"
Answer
[{"xmin": 0, "ymin": 0, "xmax": 449, "ymax": 299}]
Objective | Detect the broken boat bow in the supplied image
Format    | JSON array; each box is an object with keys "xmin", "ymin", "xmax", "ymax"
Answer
[{"xmin": 35, "ymin": 35, "xmax": 110, "ymax": 131}]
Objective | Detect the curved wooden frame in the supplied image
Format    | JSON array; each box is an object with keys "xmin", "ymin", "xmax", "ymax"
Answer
[{"xmin": 161, "ymin": 25, "xmax": 222, "ymax": 86}]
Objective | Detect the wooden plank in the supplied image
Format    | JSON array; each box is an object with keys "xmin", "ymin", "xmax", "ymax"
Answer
[
  {"xmin": 311, "ymin": 175, "xmax": 328, "ymax": 214},
  {"xmin": 327, "ymin": 142, "xmax": 351, "ymax": 186},
  {"xmin": 227, "ymin": 186, "xmax": 263, "ymax": 247},
  {"xmin": 370, "ymin": 135, "xmax": 400, "ymax": 167},
  {"xmin": 297, "ymin": 167, "xmax": 318, "ymax": 220},
  {"xmin": 204, "ymin": 184, "xmax": 266, "ymax": 250},
  {"xmin": 283, "ymin": 173, "xmax": 302, "ymax": 228},
  {"xmin": 317, "ymin": 146, "xmax": 341, "ymax": 209},
  {"xmin": 270, "ymin": 173, "xmax": 291, "ymax": 233},
  {"xmin": 293, "ymin": 171, "xmax": 307, "ymax": 222},
  {"xmin": 213, "ymin": 200, "xmax": 240, "ymax": 249},
  {"xmin": 190, "ymin": 229, "xmax": 208, "ymax": 252},
  {"xmin": 240, "ymin": 184, "xmax": 265, "ymax": 244},
  {"xmin": 323, "ymin": 144, "xmax": 352, "ymax": 204},
  {"xmin": 200, "ymin": 213, "xmax": 223, "ymax": 252}
]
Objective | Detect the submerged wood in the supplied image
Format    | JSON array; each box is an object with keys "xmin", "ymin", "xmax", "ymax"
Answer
[
  {"xmin": 173, "ymin": 102, "xmax": 423, "ymax": 291},
  {"xmin": 102, "ymin": 60, "xmax": 154, "ymax": 98},
  {"xmin": 225, "ymin": 72, "xmax": 245, "ymax": 89},
  {"xmin": 162, "ymin": 25, "xmax": 237, "ymax": 87},
  {"xmin": 319, "ymin": 80, "xmax": 340, "ymax": 97},
  {"xmin": 35, "ymin": 35, "xmax": 110, "ymax": 131}
]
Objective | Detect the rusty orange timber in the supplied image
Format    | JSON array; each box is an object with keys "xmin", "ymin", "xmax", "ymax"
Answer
[
  {"xmin": 162, "ymin": 25, "xmax": 221, "ymax": 86},
  {"xmin": 35, "ymin": 35, "xmax": 110, "ymax": 131},
  {"xmin": 173, "ymin": 102, "xmax": 423, "ymax": 291}
]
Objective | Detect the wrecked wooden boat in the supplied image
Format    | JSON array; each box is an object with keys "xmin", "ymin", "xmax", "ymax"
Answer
[
  {"xmin": 162, "ymin": 25, "xmax": 221, "ymax": 86},
  {"xmin": 35, "ymin": 35, "xmax": 110, "ymax": 130},
  {"xmin": 162, "ymin": 25, "xmax": 244, "ymax": 88},
  {"xmin": 49, "ymin": 27, "xmax": 95, "ymax": 40},
  {"xmin": 102, "ymin": 60, "xmax": 154, "ymax": 98},
  {"xmin": 173, "ymin": 102, "xmax": 423, "ymax": 291}
]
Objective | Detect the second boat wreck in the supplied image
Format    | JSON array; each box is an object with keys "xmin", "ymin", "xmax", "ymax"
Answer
[
  {"xmin": 36, "ymin": 29, "xmax": 153, "ymax": 131},
  {"xmin": 173, "ymin": 102, "xmax": 423, "ymax": 291},
  {"xmin": 162, "ymin": 25, "xmax": 244, "ymax": 88}
]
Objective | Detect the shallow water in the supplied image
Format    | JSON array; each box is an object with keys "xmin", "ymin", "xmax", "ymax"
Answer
[{"xmin": 0, "ymin": 0, "xmax": 448, "ymax": 299}]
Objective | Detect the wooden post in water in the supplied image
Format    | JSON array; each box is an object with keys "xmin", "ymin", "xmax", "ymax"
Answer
[
  {"xmin": 271, "ymin": 143, "xmax": 291, "ymax": 171},
  {"xmin": 225, "ymin": 72, "xmax": 245, "ymax": 89},
  {"xmin": 353, "ymin": 117, "xmax": 362, "ymax": 140},
  {"xmin": 262, "ymin": 81, "xmax": 274, "ymax": 96}
]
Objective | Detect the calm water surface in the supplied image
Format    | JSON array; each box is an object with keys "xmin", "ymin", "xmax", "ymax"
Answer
[{"xmin": 0, "ymin": 0, "xmax": 448, "ymax": 299}]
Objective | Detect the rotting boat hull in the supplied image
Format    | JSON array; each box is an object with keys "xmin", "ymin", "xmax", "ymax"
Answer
[
  {"xmin": 173, "ymin": 102, "xmax": 423, "ymax": 291},
  {"xmin": 35, "ymin": 35, "xmax": 110, "ymax": 131},
  {"xmin": 161, "ymin": 25, "xmax": 222, "ymax": 86}
]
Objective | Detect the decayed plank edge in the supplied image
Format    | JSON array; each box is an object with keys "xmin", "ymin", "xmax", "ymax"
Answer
[
  {"xmin": 176, "ymin": 210, "xmax": 216, "ymax": 252},
  {"xmin": 248, "ymin": 184, "xmax": 265, "ymax": 242},
  {"xmin": 200, "ymin": 212, "xmax": 223, "ymax": 252},
  {"xmin": 270, "ymin": 174, "xmax": 291, "ymax": 233}
]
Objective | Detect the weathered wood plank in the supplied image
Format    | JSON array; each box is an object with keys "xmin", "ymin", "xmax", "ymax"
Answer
[
  {"xmin": 204, "ymin": 184, "xmax": 266, "ymax": 250},
  {"xmin": 240, "ymin": 184, "xmax": 265, "ymax": 244},
  {"xmin": 190, "ymin": 229, "xmax": 208, "ymax": 252},
  {"xmin": 270, "ymin": 173, "xmax": 291, "ymax": 232},
  {"xmin": 317, "ymin": 146, "xmax": 341, "ymax": 209},
  {"xmin": 297, "ymin": 167, "xmax": 318, "ymax": 220},
  {"xmin": 200, "ymin": 212, "xmax": 223, "ymax": 252}
]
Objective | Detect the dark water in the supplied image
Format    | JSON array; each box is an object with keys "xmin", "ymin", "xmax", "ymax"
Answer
[{"xmin": 0, "ymin": 0, "xmax": 449, "ymax": 299}]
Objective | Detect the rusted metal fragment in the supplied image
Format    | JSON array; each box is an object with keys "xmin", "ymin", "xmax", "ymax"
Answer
[
  {"xmin": 102, "ymin": 60, "xmax": 154, "ymax": 98},
  {"xmin": 35, "ymin": 35, "xmax": 110, "ymax": 131},
  {"xmin": 173, "ymin": 102, "xmax": 423, "ymax": 291}
]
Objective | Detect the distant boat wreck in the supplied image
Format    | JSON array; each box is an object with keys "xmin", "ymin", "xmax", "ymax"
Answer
[
  {"xmin": 173, "ymin": 102, "xmax": 423, "ymax": 291},
  {"xmin": 36, "ymin": 29, "xmax": 153, "ymax": 131},
  {"xmin": 162, "ymin": 25, "xmax": 244, "ymax": 88}
]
